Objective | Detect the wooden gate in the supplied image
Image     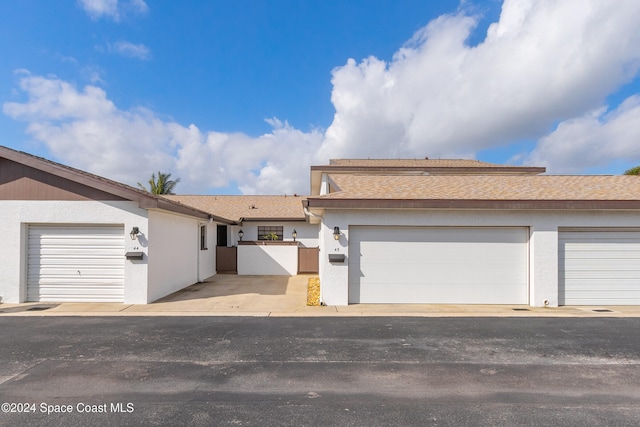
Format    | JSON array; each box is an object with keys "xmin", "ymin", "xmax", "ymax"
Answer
[
  {"xmin": 298, "ymin": 247, "xmax": 319, "ymax": 273},
  {"xmin": 216, "ymin": 246, "xmax": 237, "ymax": 273}
]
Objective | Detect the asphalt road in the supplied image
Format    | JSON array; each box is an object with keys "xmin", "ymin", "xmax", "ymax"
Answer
[{"xmin": 1, "ymin": 317, "xmax": 639, "ymax": 426}]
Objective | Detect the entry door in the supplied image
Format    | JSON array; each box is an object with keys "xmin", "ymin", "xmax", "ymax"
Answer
[
  {"xmin": 27, "ymin": 225, "xmax": 125, "ymax": 302},
  {"xmin": 348, "ymin": 226, "xmax": 528, "ymax": 304}
]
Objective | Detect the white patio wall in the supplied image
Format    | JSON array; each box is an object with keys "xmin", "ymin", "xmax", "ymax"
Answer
[
  {"xmin": 318, "ymin": 209, "xmax": 640, "ymax": 307},
  {"xmin": 237, "ymin": 243, "xmax": 298, "ymax": 275}
]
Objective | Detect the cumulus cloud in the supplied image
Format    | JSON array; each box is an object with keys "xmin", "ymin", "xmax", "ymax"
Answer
[
  {"xmin": 3, "ymin": 73, "xmax": 322, "ymax": 194},
  {"xmin": 109, "ymin": 41, "xmax": 151, "ymax": 60},
  {"xmin": 318, "ymin": 0, "xmax": 640, "ymax": 164},
  {"xmin": 5, "ymin": 0, "xmax": 640, "ymax": 195},
  {"xmin": 78, "ymin": 0, "xmax": 148, "ymax": 21},
  {"xmin": 525, "ymin": 96, "xmax": 640, "ymax": 173}
]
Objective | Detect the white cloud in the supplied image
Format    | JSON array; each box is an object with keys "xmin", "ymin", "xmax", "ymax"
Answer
[
  {"xmin": 3, "ymin": 74, "xmax": 322, "ymax": 195},
  {"xmin": 110, "ymin": 41, "xmax": 151, "ymax": 60},
  {"xmin": 6, "ymin": 0, "xmax": 640, "ymax": 195},
  {"xmin": 78, "ymin": 0, "xmax": 148, "ymax": 21},
  {"xmin": 318, "ymin": 0, "xmax": 640, "ymax": 165},
  {"xmin": 525, "ymin": 96, "xmax": 640, "ymax": 173}
]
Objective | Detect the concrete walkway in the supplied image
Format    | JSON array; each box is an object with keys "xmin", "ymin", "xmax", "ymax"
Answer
[{"xmin": 2, "ymin": 274, "xmax": 640, "ymax": 317}]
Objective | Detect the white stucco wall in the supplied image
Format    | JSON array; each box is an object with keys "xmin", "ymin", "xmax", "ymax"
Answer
[
  {"xmin": 0, "ymin": 200, "xmax": 149, "ymax": 304},
  {"xmin": 318, "ymin": 209, "xmax": 640, "ymax": 307},
  {"xmin": 147, "ymin": 210, "xmax": 207, "ymax": 303},
  {"xmin": 237, "ymin": 244, "xmax": 298, "ymax": 275},
  {"xmin": 198, "ymin": 222, "xmax": 217, "ymax": 281}
]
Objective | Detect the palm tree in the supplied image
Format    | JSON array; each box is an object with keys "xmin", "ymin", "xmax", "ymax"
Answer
[
  {"xmin": 623, "ymin": 166, "xmax": 640, "ymax": 175},
  {"xmin": 138, "ymin": 171, "xmax": 181, "ymax": 194}
]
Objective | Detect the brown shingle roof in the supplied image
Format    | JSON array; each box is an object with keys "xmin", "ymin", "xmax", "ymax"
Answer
[
  {"xmin": 329, "ymin": 159, "xmax": 505, "ymax": 167},
  {"xmin": 322, "ymin": 174, "xmax": 640, "ymax": 200},
  {"xmin": 165, "ymin": 195, "xmax": 307, "ymax": 222}
]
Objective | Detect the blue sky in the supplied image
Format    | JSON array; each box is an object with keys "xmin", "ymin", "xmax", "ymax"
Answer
[{"xmin": 2, "ymin": 0, "xmax": 640, "ymax": 195}]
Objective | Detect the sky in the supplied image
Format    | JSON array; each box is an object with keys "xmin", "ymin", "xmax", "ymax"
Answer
[{"xmin": 2, "ymin": 0, "xmax": 640, "ymax": 195}]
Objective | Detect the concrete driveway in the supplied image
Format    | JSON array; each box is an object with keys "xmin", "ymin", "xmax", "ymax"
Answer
[{"xmin": 2, "ymin": 274, "xmax": 640, "ymax": 317}]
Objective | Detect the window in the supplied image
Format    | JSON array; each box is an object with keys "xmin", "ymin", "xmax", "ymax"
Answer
[
  {"xmin": 200, "ymin": 225, "xmax": 207, "ymax": 250},
  {"xmin": 258, "ymin": 226, "xmax": 283, "ymax": 241}
]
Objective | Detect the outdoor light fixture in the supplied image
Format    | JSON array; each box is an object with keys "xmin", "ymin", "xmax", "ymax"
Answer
[
  {"xmin": 238, "ymin": 229, "xmax": 244, "ymax": 241},
  {"xmin": 333, "ymin": 226, "xmax": 340, "ymax": 240},
  {"xmin": 129, "ymin": 227, "xmax": 140, "ymax": 240},
  {"xmin": 292, "ymin": 229, "xmax": 297, "ymax": 242}
]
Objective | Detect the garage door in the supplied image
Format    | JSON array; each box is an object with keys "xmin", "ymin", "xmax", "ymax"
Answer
[
  {"xmin": 559, "ymin": 230, "xmax": 640, "ymax": 305},
  {"xmin": 348, "ymin": 227, "xmax": 528, "ymax": 304},
  {"xmin": 27, "ymin": 225, "xmax": 125, "ymax": 302}
]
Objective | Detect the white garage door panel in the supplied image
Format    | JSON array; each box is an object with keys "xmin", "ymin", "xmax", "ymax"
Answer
[
  {"xmin": 349, "ymin": 227, "xmax": 528, "ymax": 304},
  {"xmin": 27, "ymin": 225, "xmax": 125, "ymax": 302},
  {"xmin": 559, "ymin": 230, "xmax": 640, "ymax": 305}
]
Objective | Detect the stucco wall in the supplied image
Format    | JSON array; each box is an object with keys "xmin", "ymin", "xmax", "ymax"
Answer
[
  {"xmin": 147, "ymin": 210, "xmax": 204, "ymax": 303},
  {"xmin": 0, "ymin": 200, "xmax": 149, "ymax": 304},
  {"xmin": 198, "ymin": 222, "xmax": 217, "ymax": 281},
  {"xmin": 237, "ymin": 244, "xmax": 298, "ymax": 275},
  {"xmin": 318, "ymin": 209, "xmax": 640, "ymax": 307}
]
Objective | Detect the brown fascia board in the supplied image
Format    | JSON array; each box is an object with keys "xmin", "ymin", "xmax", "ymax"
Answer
[
  {"xmin": 0, "ymin": 146, "xmax": 224, "ymax": 222},
  {"xmin": 239, "ymin": 217, "xmax": 307, "ymax": 222},
  {"xmin": 309, "ymin": 165, "xmax": 547, "ymax": 175},
  {"xmin": 304, "ymin": 198, "xmax": 640, "ymax": 210}
]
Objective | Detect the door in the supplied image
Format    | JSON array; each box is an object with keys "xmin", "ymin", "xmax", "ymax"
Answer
[
  {"xmin": 348, "ymin": 226, "xmax": 528, "ymax": 304},
  {"xmin": 27, "ymin": 225, "xmax": 125, "ymax": 302},
  {"xmin": 559, "ymin": 229, "xmax": 640, "ymax": 305}
]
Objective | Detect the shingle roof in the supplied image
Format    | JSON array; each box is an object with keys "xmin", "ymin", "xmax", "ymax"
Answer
[
  {"xmin": 165, "ymin": 195, "xmax": 307, "ymax": 222},
  {"xmin": 329, "ymin": 159, "xmax": 505, "ymax": 167},
  {"xmin": 321, "ymin": 174, "xmax": 640, "ymax": 200}
]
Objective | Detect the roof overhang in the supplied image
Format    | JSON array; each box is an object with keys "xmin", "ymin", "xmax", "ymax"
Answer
[
  {"xmin": 304, "ymin": 198, "xmax": 640, "ymax": 210},
  {"xmin": 238, "ymin": 217, "xmax": 307, "ymax": 223},
  {"xmin": 0, "ymin": 146, "xmax": 231, "ymax": 222}
]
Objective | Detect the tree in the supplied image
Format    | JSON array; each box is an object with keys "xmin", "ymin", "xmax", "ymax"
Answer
[
  {"xmin": 138, "ymin": 171, "xmax": 181, "ymax": 194},
  {"xmin": 624, "ymin": 166, "xmax": 640, "ymax": 175}
]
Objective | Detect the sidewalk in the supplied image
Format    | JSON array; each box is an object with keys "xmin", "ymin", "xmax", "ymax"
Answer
[{"xmin": 2, "ymin": 274, "xmax": 640, "ymax": 317}]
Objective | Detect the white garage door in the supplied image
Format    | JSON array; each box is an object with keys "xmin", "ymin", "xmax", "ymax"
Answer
[
  {"xmin": 348, "ymin": 227, "xmax": 528, "ymax": 304},
  {"xmin": 27, "ymin": 225, "xmax": 125, "ymax": 302},
  {"xmin": 559, "ymin": 230, "xmax": 640, "ymax": 305}
]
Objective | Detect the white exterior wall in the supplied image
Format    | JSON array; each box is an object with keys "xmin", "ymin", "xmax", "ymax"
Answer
[
  {"xmin": 147, "ymin": 210, "xmax": 209, "ymax": 303},
  {"xmin": 318, "ymin": 209, "xmax": 640, "ymax": 307},
  {"xmin": 0, "ymin": 200, "xmax": 149, "ymax": 304},
  {"xmin": 237, "ymin": 244, "xmax": 298, "ymax": 275},
  {"xmin": 198, "ymin": 221, "xmax": 217, "ymax": 281}
]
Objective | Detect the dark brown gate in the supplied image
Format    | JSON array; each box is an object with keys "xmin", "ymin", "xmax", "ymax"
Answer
[
  {"xmin": 216, "ymin": 246, "xmax": 237, "ymax": 273},
  {"xmin": 298, "ymin": 247, "xmax": 319, "ymax": 274}
]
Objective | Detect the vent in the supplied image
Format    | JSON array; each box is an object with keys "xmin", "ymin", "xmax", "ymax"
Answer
[
  {"xmin": 592, "ymin": 309, "xmax": 613, "ymax": 313},
  {"xmin": 512, "ymin": 308, "xmax": 530, "ymax": 311}
]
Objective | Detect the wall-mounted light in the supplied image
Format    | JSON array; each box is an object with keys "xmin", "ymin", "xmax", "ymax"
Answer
[
  {"xmin": 333, "ymin": 226, "xmax": 341, "ymax": 240},
  {"xmin": 130, "ymin": 227, "xmax": 140, "ymax": 240},
  {"xmin": 292, "ymin": 229, "xmax": 297, "ymax": 242},
  {"xmin": 238, "ymin": 229, "xmax": 244, "ymax": 241}
]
